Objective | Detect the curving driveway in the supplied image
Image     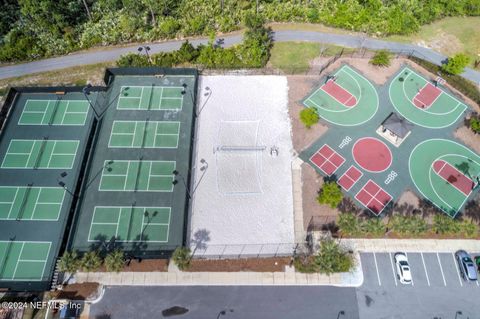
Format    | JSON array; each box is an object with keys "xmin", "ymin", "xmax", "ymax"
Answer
[{"xmin": 0, "ymin": 30, "xmax": 479, "ymax": 84}]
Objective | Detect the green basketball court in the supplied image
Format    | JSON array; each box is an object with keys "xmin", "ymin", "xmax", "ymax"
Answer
[
  {"xmin": 303, "ymin": 65, "xmax": 379, "ymax": 126},
  {"xmin": 99, "ymin": 160, "xmax": 175, "ymax": 192},
  {"xmin": 1, "ymin": 139, "xmax": 79, "ymax": 169},
  {"xmin": 0, "ymin": 241, "xmax": 51, "ymax": 281},
  {"xmin": 117, "ymin": 86, "xmax": 184, "ymax": 110},
  {"xmin": 389, "ymin": 67, "xmax": 467, "ymax": 128},
  {"xmin": 0, "ymin": 187, "xmax": 65, "ymax": 221},
  {"xmin": 108, "ymin": 120, "xmax": 180, "ymax": 148},
  {"xmin": 88, "ymin": 206, "xmax": 170, "ymax": 242},
  {"xmin": 18, "ymin": 100, "xmax": 89, "ymax": 126}
]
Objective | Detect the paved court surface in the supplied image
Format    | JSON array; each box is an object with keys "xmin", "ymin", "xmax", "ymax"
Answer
[
  {"xmin": 358, "ymin": 252, "xmax": 480, "ymax": 318},
  {"xmin": 70, "ymin": 70, "xmax": 197, "ymax": 256},
  {"xmin": 301, "ymin": 64, "xmax": 480, "ymax": 217},
  {"xmin": 0, "ymin": 89, "xmax": 96, "ymax": 290}
]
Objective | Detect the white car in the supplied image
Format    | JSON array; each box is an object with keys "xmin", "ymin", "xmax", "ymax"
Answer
[{"xmin": 394, "ymin": 253, "xmax": 412, "ymax": 284}]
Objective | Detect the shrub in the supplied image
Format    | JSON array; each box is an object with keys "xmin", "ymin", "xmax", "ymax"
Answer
[
  {"xmin": 58, "ymin": 251, "xmax": 80, "ymax": 273},
  {"xmin": 360, "ymin": 218, "xmax": 385, "ymax": 237},
  {"xmin": 469, "ymin": 116, "xmax": 480, "ymax": 134},
  {"xmin": 389, "ymin": 215, "xmax": 427, "ymax": 236},
  {"xmin": 458, "ymin": 219, "xmax": 478, "ymax": 238},
  {"xmin": 315, "ymin": 239, "xmax": 355, "ymax": 275},
  {"xmin": 299, "ymin": 108, "xmax": 319, "ymax": 128},
  {"xmin": 172, "ymin": 247, "xmax": 191, "ymax": 271},
  {"xmin": 432, "ymin": 214, "xmax": 459, "ymax": 235},
  {"xmin": 370, "ymin": 50, "xmax": 391, "ymax": 67},
  {"xmin": 104, "ymin": 250, "xmax": 125, "ymax": 272},
  {"xmin": 117, "ymin": 53, "xmax": 150, "ymax": 67},
  {"xmin": 156, "ymin": 17, "xmax": 181, "ymax": 38},
  {"xmin": 441, "ymin": 53, "xmax": 471, "ymax": 75},
  {"xmin": 337, "ymin": 213, "xmax": 360, "ymax": 236},
  {"xmin": 317, "ymin": 182, "xmax": 343, "ymax": 208},
  {"xmin": 80, "ymin": 251, "xmax": 102, "ymax": 272}
]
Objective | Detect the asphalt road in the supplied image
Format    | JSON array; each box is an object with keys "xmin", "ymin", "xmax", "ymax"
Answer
[
  {"xmin": 1, "ymin": 30, "xmax": 480, "ymax": 83},
  {"xmin": 89, "ymin": 286, "xmax": 359, "ymax": 319},
  {"xmin": 90, "ymin": 252, "xmax": 480, "ymax": 319}
]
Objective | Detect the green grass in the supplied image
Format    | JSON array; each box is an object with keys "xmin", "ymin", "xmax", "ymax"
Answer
[
  {"xmin": 269, "ymin": 42, "xmax": 353, "ymax": 73},
  {"xmin": 387, "ymin": 17, "xmax": 480, "ymax": 68}
]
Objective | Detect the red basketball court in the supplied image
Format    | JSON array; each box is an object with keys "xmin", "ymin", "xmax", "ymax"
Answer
[
  {"xmin": 432, "ymin": 160, "xmax": 475, "ymax": 196},
  {"xmin": 413, "ymin": 83, "xmax": 441, "ymax": 109},
  {"xmin": 338, "ymin": 165, "xmax": 363, "ymax": 191},
  {"xmin": 309, "ymin": 144, "xmax": 345, "ymax": 176},
  {"xmin": 321, "ymin": 80, "xmax": 357, "ymax": 107},
  {"xmin": 355, "ymin": 180, "xmax": 393, "ymax": 215},
  {"xmin": 352, "ymin": 137, "xmax": 392, "ymax": 173}
]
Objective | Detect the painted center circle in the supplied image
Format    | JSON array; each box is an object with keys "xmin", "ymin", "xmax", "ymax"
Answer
[{"xmin": 352, "ymin": 137, "xmax": 392, "ymax": 173}]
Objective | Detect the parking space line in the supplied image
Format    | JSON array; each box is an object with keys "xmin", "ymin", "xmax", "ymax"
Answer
[
  {"xmin": 373, "ymin": 252, "xmax": 381, "ymax": 286},
  {"xmin": 436, "ymin": 253, "xmax": 447, "ymax": 286},
  {"xmin": 405, "ymin": 253, "xmax": 414, "ymax": 286},
  {"xmin": 420, "ymin": 253, "xmax": 430, "ymax": 286},
  {"xmin": 452, "ymin": 253, "xmax": 463, "ymax": 287},
  {"xmin": 389, "ymin": 252, "xmax": 397, "ymax": 286}
]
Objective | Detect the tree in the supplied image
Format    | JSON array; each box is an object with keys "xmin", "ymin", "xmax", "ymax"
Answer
[
  {"xmin": 360, "ymin": 218, "xmax": 385, "ymax": 237},
  {"xmin": 172, "ymin": 247, "xmax": 191, "ymax": 271},
  {"xmin": 58, "ymin": 251, "xmax": 80, "ymax": 273},
  {"xmin": 0, "ymin": 0, "xmax": 20, "ymax": 37},
  {"xmin": 80, "ymin": 251, "xmax": 102, "ymax": 272},
  {"xmin": 299, "ymin": 108, "xmax": 319, "ymax": 128},
  {"xmin": 469, "ymin": 116, "xmax": 480, "ymax": 134},
  {"xmin": 104, "ymin": 250, "xmax": 125, "ymax": 272},
  {"xmin": 317, "ymin": 182, "xmax": 343, "ymax": 208},
  {"xmin": 441, "ymin": 53, "xmax": 471, "ymax": 75},
  {"xmin": 315, "ymin": 239, "xmax": 354, "ymax": 275},
  {"xmin": 370, "ymin": 50, "xmax": 391, "ymax": 67}
]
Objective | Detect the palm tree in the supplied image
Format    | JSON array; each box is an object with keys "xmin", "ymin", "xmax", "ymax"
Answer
[
  {"xmin": 80, "ymin": 251, "xmax": 102, "ymax": 272},
  {"xmin": 104, "ymin": 250, "xmax": 125, "ymax": 272}
]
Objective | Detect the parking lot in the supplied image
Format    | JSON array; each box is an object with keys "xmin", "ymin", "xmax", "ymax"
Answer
[{"xmin": 358, "ymin": 252, "xmax": 480, "ymax": 319}]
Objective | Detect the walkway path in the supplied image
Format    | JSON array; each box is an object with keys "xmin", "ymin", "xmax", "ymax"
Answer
[{"xmin": 1, "ymin": 30, "xmax": 479, "ymax": 83}]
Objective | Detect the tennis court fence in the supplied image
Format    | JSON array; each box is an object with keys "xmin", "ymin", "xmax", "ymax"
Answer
[{"xmin": 190, "ymin": 243, "xmax": 306, "ymax": 259}]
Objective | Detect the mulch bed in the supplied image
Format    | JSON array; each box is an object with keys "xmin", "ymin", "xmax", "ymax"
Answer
[
  {"xmin": 188, "ymin": 257, "xmax": 292, "ymax": 272},
  {"xmin": 52, "ymin": 282, "xmax": 99, "ymax": 300},
  {"xmin": 97, "ymin": 259, "xmax": 169, "ymax": 272}
]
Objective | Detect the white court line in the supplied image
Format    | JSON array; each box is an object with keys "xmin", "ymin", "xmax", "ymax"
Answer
[
  {"xmin": 6, "ymin": 188, "xmax": 20, "ymax": 219},
  {"xmin": 420, "ymin": 253, "xmax": 431, "ymax": 286},
  {"xmin": 389, "ymin": 252, "xmax": 397, "ymax": 286},
  {"xmin": 436, "ymin": 253, "xmax": 447, "ymax": 286},
  {"xmin": 372, "ymin": 253, "xmax": 381, "ymax": 286},
  {"xmin": 405, "ymin": 252, "xmax": 414, "ymax": 286},
  {"xmin": 12, "ymin": 243, "xmax": 25, "ymax": 279},
  {"xmin": 452, "ymin": 253, "xmax": 463, "ymax": 286}
]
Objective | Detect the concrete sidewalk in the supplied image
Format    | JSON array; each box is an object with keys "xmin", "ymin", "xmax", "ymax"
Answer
[{"xmin": 73, "ymin": 253, "xmax": 363, "ymax": 287}]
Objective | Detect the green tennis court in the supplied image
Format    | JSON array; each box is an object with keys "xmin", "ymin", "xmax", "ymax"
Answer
[
  {"xmin": 1, "ymin": 139, "xmax": 79, "ymax": 169},
  {"xmin": 303, "ymin": 65, "xmax": 379, "ymax": 126},
  {"xmin": 18, "ymin": 100, "xmax": 89, "ymax": 126},
  {"xmin": 88, "ymin": 206, "xmax": 170, "ymax": 242},
  {"xmin": 99, "ymin": 160, "xmax": 175, "ymax": 192},
  {"xmin": 117, "ymin": 86, "xmax": 184, "ymax": 110},
  {"xmin": 0, "ymin": 241, "xmax": 51, "ymax": 281},
  {"xmin": 108, "ymin": 120, "xmax": 180, "ymax": 148},
  {"xmin": 389, "ymin": 67, "xmax": 467, "ymax": 128},
  {"xmin": 0, "ymin": 186, "xmax": 65, "ymax": 221}
]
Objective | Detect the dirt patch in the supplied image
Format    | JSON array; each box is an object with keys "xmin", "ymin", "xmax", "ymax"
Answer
[
  {"xmin": 301, "ymin": 163, "xmax": 339, "ymax": 229},
  {"xmin": 394, "ymin": 190, "xmax": 420, "ymax": 215},
  {"xmin": 287, "ymin": 76, "xmax": 328, "ymax": 153},
  {"xmin": 97, "ymin": 259, "xmax": 168, "ymax": 272},
  {"xmin": 188, "ymin": 257, "xmax": 292, "ymax": 272},
  {"xmin": 454, "ymin": 126, "xmax": 480, "ymax": 154},
  {"xmin": 416, "ymin": 32, "xmax": 464, "ymax": 57},
  {"xmin": 52, "ymin": 282, "xmax": 99, "ymax": 300}
]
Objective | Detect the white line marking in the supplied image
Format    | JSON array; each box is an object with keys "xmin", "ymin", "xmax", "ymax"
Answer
[
  {"xmin": 389, "ymin": 252, "xmax": 398, "ymax": 286},
  {"xmin": 373, "ymin": 253, "xmax": 381, "ymax": 286},
  {"xmin": 420, "ymin": 253, "xmax": 430, "ymax": 286},
  {"xmin": 452, "ymin": 253, "xmax": 463, "ymax": 286},
  {"xmin": 405, "ymin": 252, "xmax": 414, "ymax": 286},
  {"xmin": 437, "ymin": 253, "xmax": 447, "ymax": 286}
]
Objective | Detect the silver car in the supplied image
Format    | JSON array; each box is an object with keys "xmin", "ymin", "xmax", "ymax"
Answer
[{"xmin": 455, "ymin": 250, "xmax": 478, "ymax": 281}]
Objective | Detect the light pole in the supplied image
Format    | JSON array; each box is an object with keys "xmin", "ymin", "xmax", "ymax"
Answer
[
  {"xmin": 182, "ymin": 85, "xmax": 212, "ymax": 117},
  {"xmin": 83, "ymin": 85, "xmax": 129, "ymax": 119},
  {"xmin": 337, "ymin": 311, "xmax": 345, "ymax": 319},
  {"xmin": 172, "ymin": 159, "xmax": 208, "ymax": 199},
  {"xmin": 455, "ymin": 311, "xmax": 463, "ymax": 319},
  {"xmin": 216, "ymin": 309, "xmax": 233, "ymax": 319},
  {"xmin": 138, "ymin": 46, "xmax": 152, "ymax": 65}
]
